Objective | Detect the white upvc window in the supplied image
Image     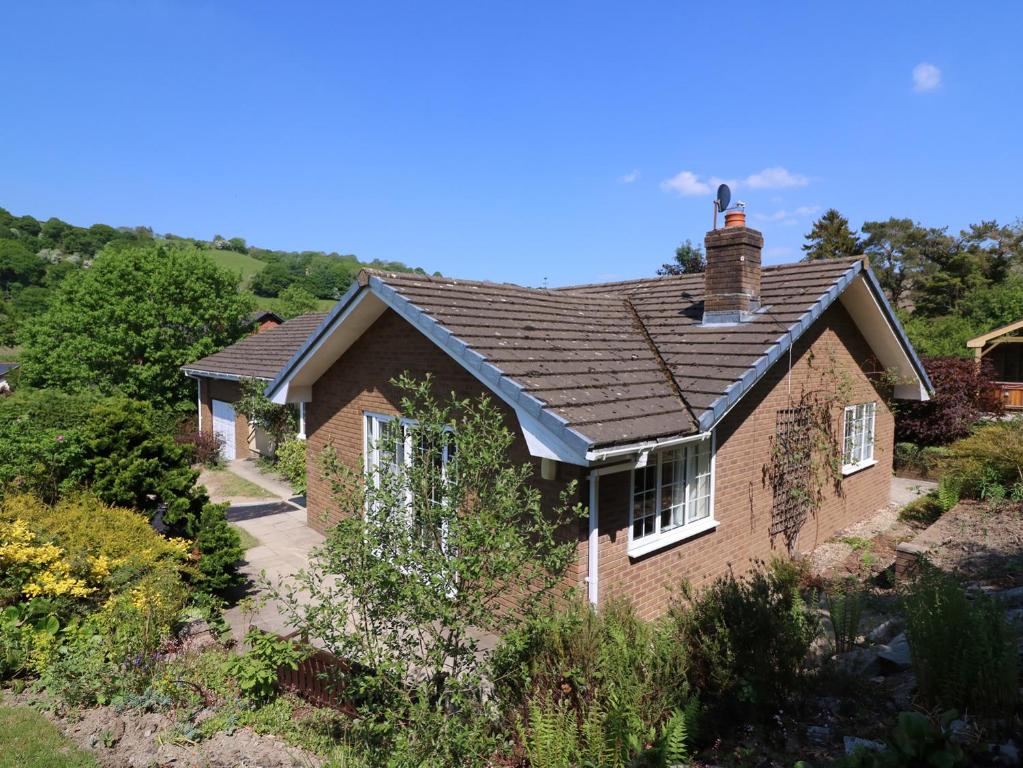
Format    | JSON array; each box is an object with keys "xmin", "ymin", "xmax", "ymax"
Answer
[
  {"xmin": 628, "ymin": 436, "xmax": 716, "ymax": 557},
  {"xmin": 364, "ymin": 412, "xmax": 455, "ymax": 542},
  {"xmin": 842, "ymin": 402, "xmax": 877, "ymax": 474}
]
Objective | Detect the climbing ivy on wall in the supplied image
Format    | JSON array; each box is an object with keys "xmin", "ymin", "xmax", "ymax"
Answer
[{"xmin": 763, "ymin": 349, "xmax": 852, "ymax": 555}]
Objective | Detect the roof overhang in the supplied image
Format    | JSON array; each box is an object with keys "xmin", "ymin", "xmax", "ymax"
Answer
[
  {"xmin": 265, "ymin": 276, "xmax": 595, "ymax": 466},
  {"xmin": 181, "ymin": 369, "xmax": 271, "ymax": 382},
  {"xmin": 696, "ymin": 260, "xmax": 931, "ymax": 433},
  {"xmin": 966, "ymin": 317, "xmax": 1023, "ymax": 349}
]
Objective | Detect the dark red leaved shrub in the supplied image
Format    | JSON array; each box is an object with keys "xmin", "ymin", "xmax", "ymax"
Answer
[
  {"xmin": 895, "ymin": 356, "xmax": 1002, "ymax": 446},
  {"xmin": 175, "ymin": 430, "xmax": 225, "ymax": 466}
]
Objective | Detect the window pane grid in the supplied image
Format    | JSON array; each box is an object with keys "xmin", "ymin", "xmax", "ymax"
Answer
[
  {"xmin": 843, "ymin": 403, "xmax": 876, "ymax": 469},
  {"xmin": 632, "ymin": 440, "xmax": 713, "ymax": 544}
]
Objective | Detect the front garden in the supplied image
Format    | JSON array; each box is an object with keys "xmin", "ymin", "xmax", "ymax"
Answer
[{"xmin": 1, "ymin": 377, "xmax": 1021, "ymax": 767}]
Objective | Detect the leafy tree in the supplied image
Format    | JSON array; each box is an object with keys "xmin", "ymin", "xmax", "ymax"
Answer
[
  {"xmin": 273, "ymin": 375, "xmax": 583, "ymax": 765},
  {"xmin": 302, "ymin": 254, "xmax": 355, "ymax": 298},
  {"xmin": 276, "ymin": 284, "xmax": 319, "ymax": 318},
  {"xmin": 861, "ymin": 218, "xmax": 950, "ymax": 309},
  {"xmin": 250, "ymin": 259, "xmax": 297, "ymax": 297},
  {"xmin": 19, "ymin": 244, "xmax": 252, "ymax": 412},
  {"xmin": 0, "ymin": 240, "xmax": 43, "ymax": 294},
  {"xmin": 657, "ymin": 239, "xmax": 705, "ymax": 275},
  {"xmin": 801, "ymin": 209, "xmax": 862, "ymax": 261},
  {"xmin": 235, "ymin": 378, "xmax": 297, "ymax": 457}
]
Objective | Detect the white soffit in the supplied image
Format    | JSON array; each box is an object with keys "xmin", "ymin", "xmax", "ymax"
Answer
[{"xmin": 839, "ymin": 274, "xmax": 929, "ymax": 401}]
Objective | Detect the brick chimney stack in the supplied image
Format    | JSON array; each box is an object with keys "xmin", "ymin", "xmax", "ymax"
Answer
[{"xmin": 702, "ymin": 207, "xmax": 763, "ymax": 325}]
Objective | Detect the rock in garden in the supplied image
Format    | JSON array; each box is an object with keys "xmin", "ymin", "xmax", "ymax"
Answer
[
  {"xmin": 877, "ymin": 632, "xmax": 912, "ymax": 672},
  {"xmin": 844, "ymin": 736, "xmax": 886, "ymax": 755},
  {"xmin": 806, "ymin": 725, "xmax": 832, "ymax": 746}
]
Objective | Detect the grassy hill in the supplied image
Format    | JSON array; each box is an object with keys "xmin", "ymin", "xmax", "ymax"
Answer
[{"xmin": 200, "ymin": 247, "xmax": 266, "ymax": 289}]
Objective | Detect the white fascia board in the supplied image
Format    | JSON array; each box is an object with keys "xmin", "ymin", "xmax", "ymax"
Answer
[
  {"xmin": 181, "ymin": 369, "xmax": 270, "ymax": 383},
  {"xmin": 585, "ymin": 430, "xmax": 712, "ymax": 463}
]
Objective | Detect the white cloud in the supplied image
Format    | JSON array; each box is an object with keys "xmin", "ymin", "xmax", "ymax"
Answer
[
  {"xmin": 661, "ymin": 166, "xmax": 809, "ymax": 197},
  {"xmin": 660, "ymin": 170, "xmax": 711, "ymax": 196},
  {"xmin": 753, "ymin": 204, "xmax": 820, "ymax": 224},
  {"xmin": 742, "ymin": 166, "xmax": 809, "ymax": 190},
  {"xmin": 913, "ymin": 62, "xmax": 941, "ymax": 92},
  {"xmin": 618, "ymin": 169, "xmax": 640, "ymax": 184}
]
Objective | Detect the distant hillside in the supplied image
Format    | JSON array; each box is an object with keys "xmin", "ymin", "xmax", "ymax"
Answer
[{"xmin": 0, "ymin": 205, "xmax": 430, "ymax": 344}]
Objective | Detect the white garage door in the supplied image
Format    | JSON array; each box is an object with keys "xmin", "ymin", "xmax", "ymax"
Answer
[{"xmin": 211, "ymin": 399, "xmax": 236, "ymax": 460}]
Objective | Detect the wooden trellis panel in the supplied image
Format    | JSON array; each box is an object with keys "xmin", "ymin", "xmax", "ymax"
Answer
[{"xmin": 770, "ymin": 406, "xmax": 813, "ymax": 545}]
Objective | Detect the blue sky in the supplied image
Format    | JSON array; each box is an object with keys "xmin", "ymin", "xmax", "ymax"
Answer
[{"xmin": 2, "ymin": 1, "xmax": 1020, "ymax": 286}]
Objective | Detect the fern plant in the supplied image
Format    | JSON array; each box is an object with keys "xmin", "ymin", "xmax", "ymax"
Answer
[
  {"xmin": 520, "ymin": 695, "xmax": 578, "ymax": 768},
  {"xmin": 825, "ymin": 579, "xmax": 864, "ymax": 653}
]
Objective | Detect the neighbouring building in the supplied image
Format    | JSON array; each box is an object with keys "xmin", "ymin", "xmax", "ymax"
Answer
[
  {"xmin": 967, "ymin": 319, "xmax": 1023, "ymax": 410},
  {"xmin": 265, "ymin": 213, "xmax": 931, "ymax": 619},
  {"xmin": 0, "ymin": 361, "xmax": 18, "ymax": 394},
  {"xmin": 181, "ymin": 313, "xmax": 326, "ymax": 459}
]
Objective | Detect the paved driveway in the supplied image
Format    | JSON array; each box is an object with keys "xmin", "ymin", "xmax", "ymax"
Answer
[{"xmin": 219, "ymin": 489, "xmax": 324, "ymax": 642}]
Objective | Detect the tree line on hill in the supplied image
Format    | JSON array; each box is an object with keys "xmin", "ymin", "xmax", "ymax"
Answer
[{"xmin": 0, "ymin": 206, "xmax": 428, "ymax": 346}]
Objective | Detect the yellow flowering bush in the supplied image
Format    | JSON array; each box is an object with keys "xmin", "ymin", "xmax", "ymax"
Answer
[{"xmin": 0, "ymin": 518, "xmax": 93, "ymax": 600}]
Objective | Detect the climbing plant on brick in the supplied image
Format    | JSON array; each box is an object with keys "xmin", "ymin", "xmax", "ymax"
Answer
[{"xmin": 763, "ymin": 349, "xmax": 851, "ymax": 555}]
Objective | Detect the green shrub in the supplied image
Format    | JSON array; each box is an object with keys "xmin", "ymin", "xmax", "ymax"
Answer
[
  {"xmin": 223, "ymin": 629, "xmax": 306, "ymax": 703},
  {"xmin": 918, "ymin": 445, "xmax": 948, "ymax": 477},
  {"xmin": 493, "ymin": 600, "xmax": 697, "ymax": 768},
  {"xmin": 670, "ymin": 561, "xmax": 819, "ymax": 719},
  {"xmin": 191, "ymin": 503, "xmax": 243, "ymax": 593},
  {"xmin": 898, "ymin": 492, "xmax": 944, "ymax": 526},
  {"xmin": 893, "ymin": 442, "xmax": 920, "ymax": 473},
  {"xmin": 839, "ymin": 710, "xmax": 967, "ymax": 768},
  {"xmin": 902, "ymin": 565, "xmax": 1018, "ymax": 717},
  {"xmin": 941, "ymin": 419, "xmax": 1023, "ymax": 499},
  {"xmin": 0, "ymin": 391, "xmax": 244, "ymax": 594},
  {"xmin": 275, "ymin": 438, "xmax": 307, "ymax": 494}
]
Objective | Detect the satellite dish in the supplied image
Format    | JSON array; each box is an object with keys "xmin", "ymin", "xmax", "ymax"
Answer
[{"xmin": 716, "ymin": 183, "xmax": 731, "ymax": 212}]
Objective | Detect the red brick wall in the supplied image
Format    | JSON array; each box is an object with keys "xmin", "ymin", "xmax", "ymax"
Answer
[
  {"xmin": 305, "ymin": 302, "xmax": 894, "ymax": 620},
  {"xmin": 197, "ymin": 377, "xmax": 254, "ymax": 459},
  {"xmin": 305, "ymin": 309, "xmax": 587, "ymax": 589},
  {"xmin": 593, "ymin": 302, "xmax": 894, "ymax": 619}
]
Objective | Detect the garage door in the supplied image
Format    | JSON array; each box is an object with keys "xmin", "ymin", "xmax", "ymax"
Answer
[{"xmin": 211, "ymin": 399, "xmax": 236, "ymax": 460}]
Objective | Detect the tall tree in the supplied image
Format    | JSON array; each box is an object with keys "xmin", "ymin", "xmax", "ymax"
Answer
[
  {"xmin": 20, "ymin": 243, "xmax": 252, "ymax": 411},
  {"xmin": 0, "ymin": 240, "xmax": 44, "ymax": 294},
  {"xmin": 801, "ymin": 209, "xmax": 862, "ymax": 261},
  {"xmin": 658, "ymin": 239, "xmax": 706, "ymax": 275},
  {"xmin": 861, "ymin": 218, "xmax": 949, "ymax": 309}
]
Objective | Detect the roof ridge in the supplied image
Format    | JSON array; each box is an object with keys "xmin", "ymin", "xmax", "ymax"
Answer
[{"xmin": 623, "ymin": 295, "xmax": 699, "ymax": 430}]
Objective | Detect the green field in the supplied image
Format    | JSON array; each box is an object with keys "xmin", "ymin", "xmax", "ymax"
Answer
[
  {"xmin": 0, "ymin": 707, "xmax": 99, "ymax": 768},
  {"xmin": 200, "ymin": 248, "xmax": 267, "ymax": 288}
]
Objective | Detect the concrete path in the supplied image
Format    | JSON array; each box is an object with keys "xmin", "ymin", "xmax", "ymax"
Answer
[
  {"xmin": 890, "ymin": 475, "xmax": 938, "ymax": 507},
  {"xmin": 224, "ymin": 503, "xmax": 324, "ymax": 642},
  {"xmin": 227, "ymin": 458, "xmax": 304, "ymax": 505}
]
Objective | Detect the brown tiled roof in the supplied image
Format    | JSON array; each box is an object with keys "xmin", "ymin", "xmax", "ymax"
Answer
[
  {"xmin": 369, "ymin": 258, "xmax": 861, "ymax": 447},
  {"xmin": 183, "ymin": 312, "xmax": 327, "ymax": 380}
]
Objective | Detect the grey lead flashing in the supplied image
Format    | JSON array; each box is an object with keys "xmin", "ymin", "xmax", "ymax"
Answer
[
  {"xmin": 366, "ymin": 276, "xmax": 593, "ymax": 459},
  {"xmin": 696, "ymin": 260, "xmax": 932, "ymax": 433},
  {"xmin": 181, "ymin": 368, "xmax": 270, "ymax": 383}
]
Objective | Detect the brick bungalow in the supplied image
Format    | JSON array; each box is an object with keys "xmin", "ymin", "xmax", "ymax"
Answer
[
  {"xmin": 265, "ymin": 214, "xmax": 930, "ymax": 618},
  {"xmin": 182, "ymin": 312, "xmax": 326, "ymax": 460}
]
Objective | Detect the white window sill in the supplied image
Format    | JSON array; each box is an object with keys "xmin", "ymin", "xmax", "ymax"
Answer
[
  {"xmin": 628, "ymin": 517, "xmax": 719, "ymax": 559},
  {"xmin": 842, "ymin": 458, "xmax": 877, "ymax": 476}
]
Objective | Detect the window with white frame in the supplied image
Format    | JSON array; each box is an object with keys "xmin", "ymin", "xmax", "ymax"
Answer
[
  {"xmin": 842, "ymin": 402, "xmax": 876, "ymax": 473},
  {"xmin": 364, "ymin": 412, "xmax": 455, "ymax": 547},
  {"xmin": 629, "ymin": 438, "xmax": 714, "ymax": 556}
]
